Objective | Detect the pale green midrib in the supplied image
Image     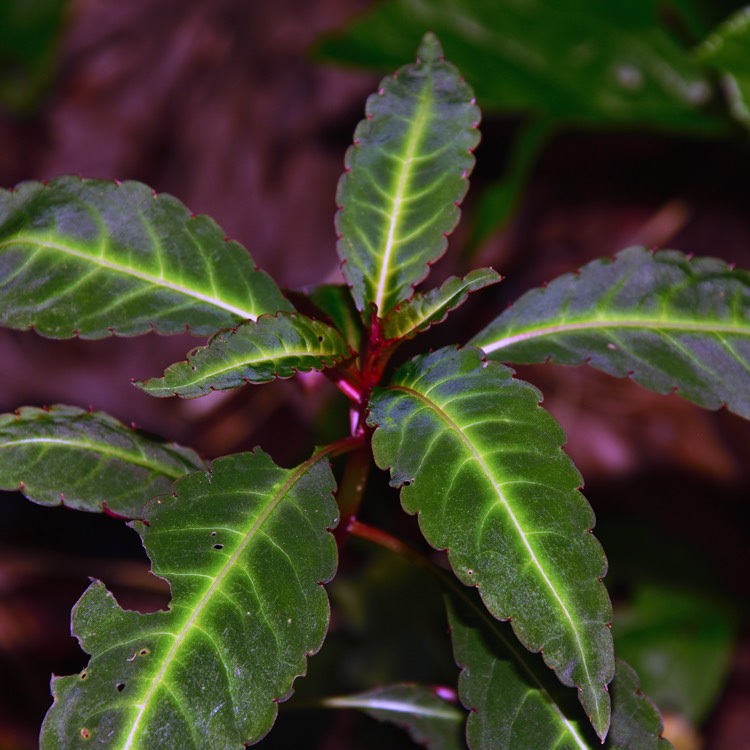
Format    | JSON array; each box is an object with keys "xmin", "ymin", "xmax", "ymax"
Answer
[
  {"xmin": 480, "ymin": 317, "xmax": 750, "ymax": 354},
  {"xmin": 148, "ymin": 344, "xmax": 347, "ymax": 391},
  {"xmin": 0, "ymin": 437, "xmax": 188, "ymax": 478},
  {"xmin": 120, "ymin": 453, "xmax": 324, "ymax": 749},
  {"xmin": 390, "ymin": 385, "xmax": 599, "ymax": 701},
  {"xmin": 0, "ymin": 236, "xmax": 256, "ymax": 321},
  {"xmin": 373, "ymin": 86, "xmax": 433, "ymax": 314},
  {"xmin": 322, "ymin": 696, "xmax": 461, "ymax": 720}
]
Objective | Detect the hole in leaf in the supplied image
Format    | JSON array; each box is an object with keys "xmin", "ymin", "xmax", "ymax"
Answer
[
  {"xmin": 213, "ymin": 544, "xmax": 224, "ymax": 550},
  {"xmin": 81, "ymin": 728, "xmax": 91, "ymax": 740},
  {"xmin": 116, "ymin": 683, "xmax": 125, "ymax": 692},
  {"xmin": 210, "ymin": 531, "xmax": 217, "ymax": 537},
  {"xmin": 80, "ymin": 671, "xmax": 88, "ymax": 680}
]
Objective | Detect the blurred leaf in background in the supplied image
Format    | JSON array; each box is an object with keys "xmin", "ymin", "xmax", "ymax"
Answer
[{"xmin": 0, "ymin": 0, "xmax": 69, "ymax": 114}]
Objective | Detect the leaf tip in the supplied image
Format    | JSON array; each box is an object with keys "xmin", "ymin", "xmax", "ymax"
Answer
[{"xmin": 416, "ymin": 32, "xmax": 444, "ymax": 65}]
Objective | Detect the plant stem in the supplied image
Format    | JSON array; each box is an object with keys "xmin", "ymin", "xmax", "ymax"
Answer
[{"xmin": 333, "ymin": 444, "xmax": 372, "ymax": 544}]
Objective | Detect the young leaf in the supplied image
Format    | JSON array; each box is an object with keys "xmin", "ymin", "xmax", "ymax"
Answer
[
  {"xmin": 323, "ymin": 684, "xmax": 466, "ymax": 750},
  {"xmin": 304, "ymin": 284, "xmax": 364, "ymax": 353},
  {"xmin": 446, "ymin": 590, "xmax": 670, "ymax": 749},
  {"xmin": 471, "ymin": 247, "xmax": 750, "ymax": 419},
  {"xmin": 136, "ymin": 313, "xmax": 352, "ymax": 399},
  {"xmin": 41, "ymin": 449, "xmax": 339, "ymax": 749},
  {"xmin": 382, "ymin": 268, "xmax": 501, "ymax": 341},
  {"xmin": 335, "ymin": 32, "xmax": 480, "ymax": 317},
  {"xmin": 0, "ymin": 177, "xmax": 291, "ymax": 339},
  {"xmin": 0, "ymin": 405, "xmax": 204, "ymax": 517},
  {"xmin": 696, "ymin": 8, "xmax": 750, "ymax": 129},
  {"xmin": 367, "ymin": 347, "xmax": 614, "ymax": 739}
]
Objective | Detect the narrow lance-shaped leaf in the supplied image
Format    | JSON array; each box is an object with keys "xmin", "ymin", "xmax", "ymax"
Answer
[
  {"xmin": 382, "ymin": 268, "xmax": 501, "ymax": 341},
  {"xmin": 136, "ymin": 313, "xmax": 352, "ymax": 399},
  {"xmin": 41, "ymin": 449, "xmax": 339, "ymax": 749},
  {"xmin": 322, "ymin": 684, "xmax": 466, "ymax": 750},
  {"xmin": 446, "ymin": 589, "xmax": 671, "ymax": 750},
  {"xmin": 470, "ymin": 247, "xmax": 750, "ymax": 419},
  {"xmin": 0, "ymin": 177, "xmax": 292, "ymax": 339},
  {"xmin": 0, "ymin": 405, "xmax": 204, "ymax": 517},
  {"xmin": 335, "ymin": 32, "xmax": 480, "ymax": 317},
  {"xmin": 367, "ymin": 347, "xmax": 614, "ymax": 739}
]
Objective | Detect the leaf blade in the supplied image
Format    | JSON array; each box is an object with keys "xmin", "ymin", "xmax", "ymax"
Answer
[
  {"xmin": 382, "ymin": 268, "xmax": 501, "ymax": 341},
  {"xmin": 470, "ymin": 247, "xmax": 750, "ymax": 419},
  {"xmin": 40, "ymin": 449, "xmax": 339, "ymax": 749},
  {"xmin": 0, "ymin": 177, "xmax": 291, "ymax": 338},
  {"xmin": 323, "ymin": 684, "xmax": 466, "ymax": 750},
  {"xmin": 0, "ymin": 405, "xmax": 204, "ymax": 517},
  {"xmin": 137, "ymin": 313, "xmax": 353, "ymax": 399},
  {"xmin": 336, "ymin": 33, "xmax": 480, "ymax": 317},
  {"xmin": 367, "ymin": 347, "xmax": 614, "ymax": 738}
]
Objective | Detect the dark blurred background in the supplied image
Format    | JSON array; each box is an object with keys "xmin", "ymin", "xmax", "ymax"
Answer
[{"xmin": 1, "ymin": 1, "xmax": 750, "ymax": 748}]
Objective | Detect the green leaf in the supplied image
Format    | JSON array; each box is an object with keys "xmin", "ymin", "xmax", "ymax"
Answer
[
  {"xmin": 612, "ymin": 583, "xmax": 735, "ymax": 723},
  {"xmin": 304, "ymin": 284, "xmax": 364, "ymax": 354},
  {"xmin": 0, "ymin": 405, "xmax": 204, "ymax": 517},
  {"xmin": 323, "ymin": 684, "xmax": 466, "ymax": 750},
  {"xmin": 696, "ymin": 7, "xmax": 750, "ymax": 129},
  {"xmin": 335, "ymin": 32, "xmax": 480, "ymax": 317},
  {"xmin": 382, "ymin": 268, "xmax": 501, "ymax": 341},
  {"xmin": 318, "ymin": 0, "xmax": 719, "ymax": 132},
  {"xmin": 0, "ymin": 177, "xmax": 291, "ymax": 339},
  {"xmin": 471, "ymin": 247, "xmax": 750, "ymax": 419},
  {"xmin": 447, "ymin": 590, "xmax": 670, "ymax": 749},
  {"xmin": 41, "ymin": 449, "xmax": 339, "ymax": 749},
  {"xmin": 136, "ymin": 313, "xmax": 352, "ymax": 399},
  {"xmin": 607, "ymin": 660, "xmax": 672, "ymax": 750},
  {"xmin": 367, "ymin": 347, "xmax": 614, "ymax": 738}
]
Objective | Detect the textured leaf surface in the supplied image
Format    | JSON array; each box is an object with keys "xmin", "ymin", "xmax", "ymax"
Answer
[
  {"xmin": 305, "ymin": 284, "xmax": 364, "ymax": 354},
  {"xmin": 367, "ymin": 347, "xmax": 614, "ymax": 738},
  {"xmin": 0, "ymin": 177, "xmax": 291, "ymax": 339},
  {"xmin": 137, "ymin": 313, "xmax": 352, "ymax": 399},
  {"xmin": 319, "ymin": 0, "xmax": 717, "ymax": 131},
  {"xmin": 323, "ymin": 684, "xmax": 466, "ymax": 750},
  {"xmin": 335, "ymin": 33, "xmax": 479, "ymax": 317},
  {"xmin": 382, "ymin": 268, "xmax": 501, "ymax": 341},
  {"xmin": 447, "ymin": 591, "xmax": 670, "ymax": 749},
  {"xmin": 0, "ymin": 405, "xmax": 204, "ymax": 517},
  {"xmin": 696, "ymin": 7, "xmax": 750, "ymax": 128},
  {"xmin": 41, "ymin": 450, "xmax": 339, "ymax": 749},
  {"xmin": 472, "ymin": 247, "xmax": 750, "ymax": 419}
]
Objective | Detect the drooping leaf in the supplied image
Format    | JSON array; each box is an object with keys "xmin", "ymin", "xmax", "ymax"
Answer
[
  {"xmin": 696, "ymin": 7, "xmax": 750, "ymax": 129},
  {"xmin": 40, "ymin": 449, "xmax": 339, "ymax": 749},
  {"xmin": 335, "ymin": 32, "xmax": 480, "ymax": 317},
  {"xmin": 612, "ymin": 583, "xmax": 735, "ymax": 724},
  {"xmin": 136, "ymin": 313, "xmax": 352, "ymax": 399},
  {"xmin": 471, "ymin": 247, "xmax": 750, "ymax": 419},
  {"xmin": 382, "ymin": 268, "xmax": 501, "ymax": 341},
  {"xmin": 367, "ymin": 346, "xmax": 614, "ymax": 738},
  {"xmin": 323, "ymin": 684, "xmax": 466, "ymax": 750},
  {"xmin": 318, "ymin": 0, "xmax": 719, "ymax": 132},
  {"xmin": 0, "ymin": 177, "xmax": 291, "ymax": 339},
  {"xmin": 446, "ymin": 590, "xmax": 670, "ymax": 749},
  {"xmin": 0, "ymin": 405, "xmax": 204, "ymax": 517}
]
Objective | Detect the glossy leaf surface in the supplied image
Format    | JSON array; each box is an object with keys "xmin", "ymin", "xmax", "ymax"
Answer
[
  {"xmin": 137, "ymin": 313, "xmax": 352, "ymax": 399},
  {"xmin": 368, "ymin": 347, "xmax": 614, "ymax": 738},
  {"xmin": 0, "ymin": 405, "xmax": 204, "ymax": 517},
  {"xmin": 382, "ymin": 268, "xmax": 501, "ymax": 341},
  {"xmin": 323, "ymin": 684, "xmax": 466, "ymax": 750},
  {"xmin": 336, "ymin": 33, "xmax": 479, "ymax": 317},
  {"xmin": 41, "ymin": 450, "xmax": 339, "ymax": 749},
  {"xmin": 471, "ymin": 247, "xmax": 750, "ymax": 418},
  {"xmin": 319, "ymin": 0, "xmax": 717, "ymax": 131},
  {"xmin": 447, "ymin": 591, "xmax": 670, "ymax": 749},
  {"xmin": 0, "ymin": 177, "xmax": 291, "ymax": 339},
  {"xmin": 696, "ymin": 7, "xmax": 750, "ymax": 128}
]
